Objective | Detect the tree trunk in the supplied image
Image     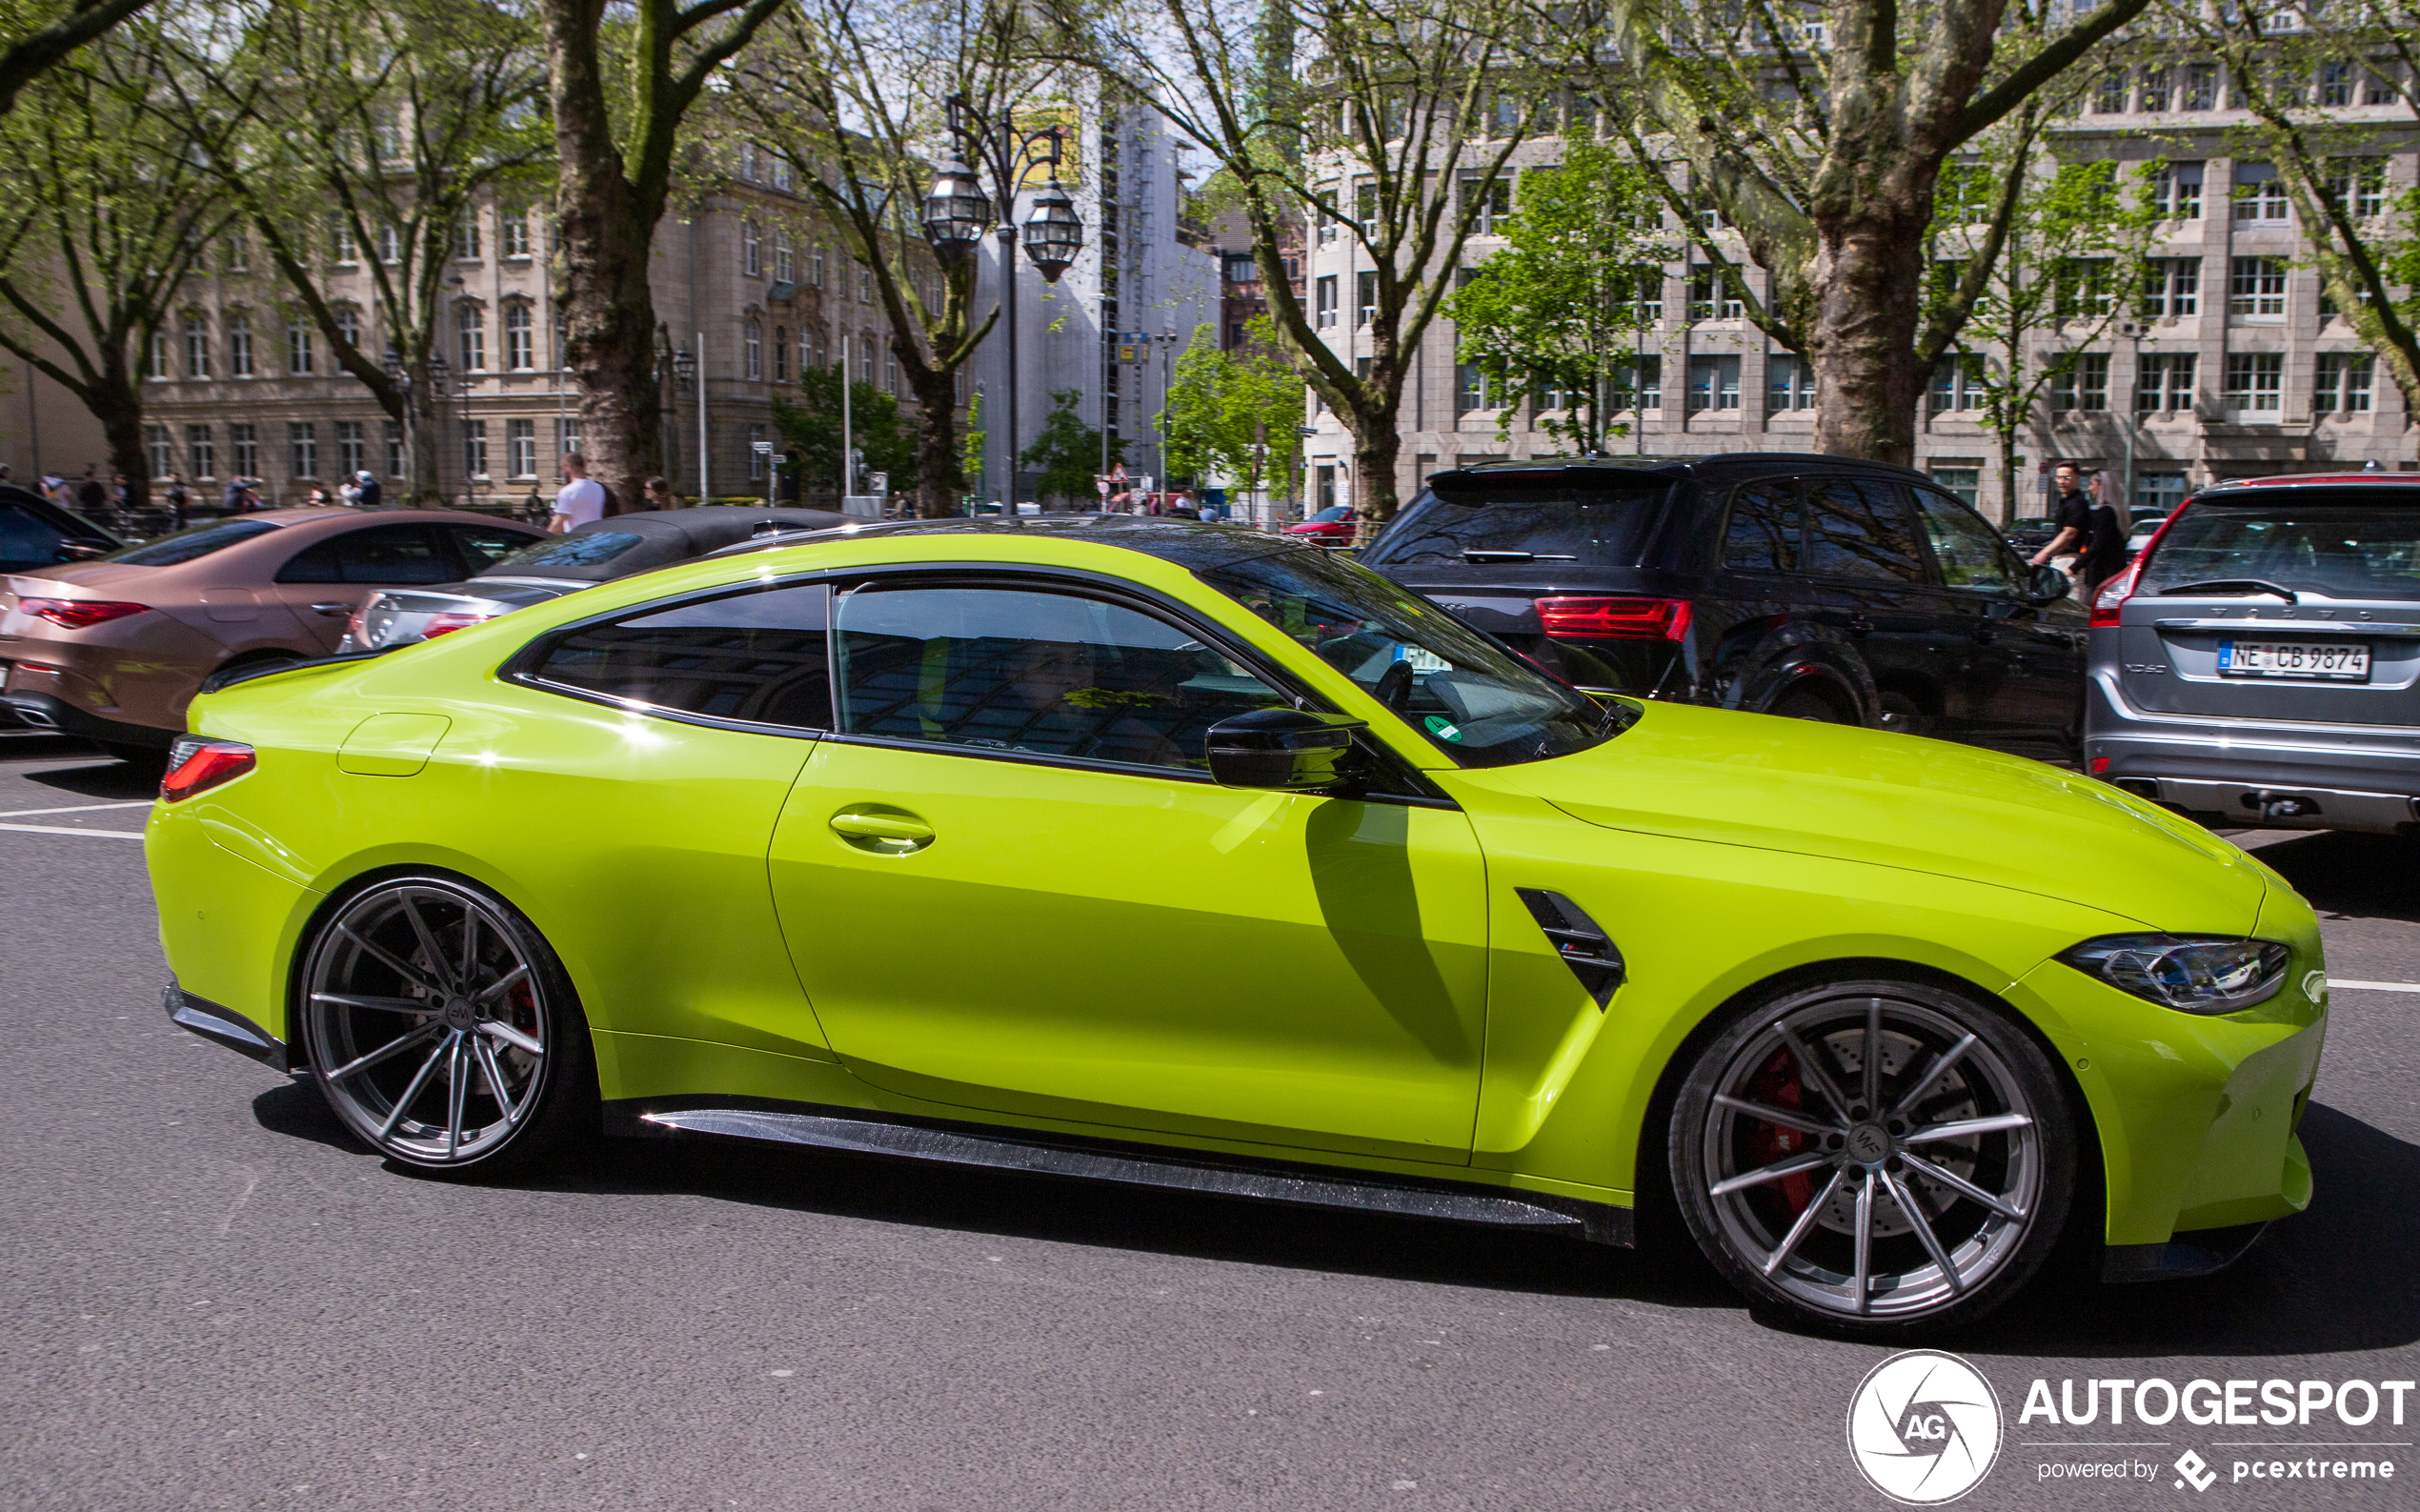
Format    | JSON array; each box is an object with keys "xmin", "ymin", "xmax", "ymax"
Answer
[
  {"xmin": 409, "ymin": 379, "xmax": 443, "ymax": 506},
  {"xmin": 1807, "ymin": 207, "xmax": 1931, "ymax": 467},
  {"xmin": 909, "ymin": 367, "xmax": 962, "ymax": 520},
  {"xmin": 1345, "ymin": 411, "xmax": 1402, "ymax": 541},
  {"xmin": 90, "ymin": 370, "xmax": 149, "ymax": 516}
]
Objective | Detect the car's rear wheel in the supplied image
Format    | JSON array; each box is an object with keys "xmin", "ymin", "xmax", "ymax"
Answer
[
  {"xmin": 1767, "ymin": 686, "xmax": 1846, "ymax": 723},
  {"xmin": 299, "ymin": 875, "xmax": 594, "ymax": 1175},
  {"xmin": 1668, "ymin": 978, "xmax": 2074, "ymax": 1336}
]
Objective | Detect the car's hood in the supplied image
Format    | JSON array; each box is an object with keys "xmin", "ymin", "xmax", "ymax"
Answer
[{"xmin": 1482, "ymin": 700, "xmax": 2269, "ymax": 933}]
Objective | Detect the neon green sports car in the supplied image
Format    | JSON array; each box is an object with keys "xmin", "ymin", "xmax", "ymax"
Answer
[{"xmin": 148, "ymin": 516, "xmax": 2326, "ymax": 1336}]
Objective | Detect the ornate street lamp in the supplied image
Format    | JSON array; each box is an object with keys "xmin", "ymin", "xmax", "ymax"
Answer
[
  {"xmin": 932, "ymin": 94, "xmax": 1086, "ymax": 517},
  {"xmin": 673, "ymin": 347, "xmax": 696, "ymax": 391}
]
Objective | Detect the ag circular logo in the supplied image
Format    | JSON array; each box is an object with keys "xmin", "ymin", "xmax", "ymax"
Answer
[{"xmin": 1845, "ymin": 1350, "xmax": 2003, "ymax": 1504}]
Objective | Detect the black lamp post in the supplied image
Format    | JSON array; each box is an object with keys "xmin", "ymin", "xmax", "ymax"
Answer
[
  {"xmin": 921, "ymin": 94, "xmax": 1085, "ymax": 517},
  {"xmin": 381, "ymin": 351, "xmax": 416, "ymax": 501}
]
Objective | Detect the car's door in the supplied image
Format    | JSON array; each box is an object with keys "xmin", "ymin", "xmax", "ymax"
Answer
[
  {"xmin": 1801, "ymin": 476, "xmax": 1971, "ymax": 736},
  {"xmin": 269, "ymin": 522, "xmax": 464, "ymax": 653},
  {"xmin": 1908, "ymin": 484, "xmax": 2082, "ymax": 755},
  {"xmin": 764, "ymin": 571, "xmax": 1491, "ymax": 1163}
]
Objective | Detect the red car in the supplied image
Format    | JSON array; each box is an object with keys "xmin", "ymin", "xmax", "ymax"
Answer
[{"xmin": 1285, "ymin": 505, "xmax": 1356, "ymax": 543}]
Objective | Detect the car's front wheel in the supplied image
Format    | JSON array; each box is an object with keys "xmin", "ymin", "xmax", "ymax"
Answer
[
  {"xmin": 1668, "ymin": 978, "xmax": 2075, "ymax": 1336},
  {"xmin": 298, "ymin": 875, "xmax": 594, "ymax": 1175}
]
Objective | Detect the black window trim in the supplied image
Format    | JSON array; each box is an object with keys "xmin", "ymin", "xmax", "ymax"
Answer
[
  {"xmin": 501, "ymin": 559, "xmax": 1458, "ymax": 807},
  {"xmin": 1715, "ymin": 474, "xmax": 1807, "ymax": 577}
]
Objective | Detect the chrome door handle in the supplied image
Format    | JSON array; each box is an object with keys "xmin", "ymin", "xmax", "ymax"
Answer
[
  {"xmin": 829, "ymin": 809, "xmax": 935, "ymax": 855},
  {"xmin": 310, "ymin": 602, "xmax": 351, "ymax": 615}
]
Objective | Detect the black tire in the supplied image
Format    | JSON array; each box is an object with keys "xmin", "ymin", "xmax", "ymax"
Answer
[
  {"xmin": 1874, "ymin": 691, "xmax": 1923, "ymax": 735},
  {"xmin": 1767, "ymin": 686, "xmax": 1847, "ymax": 723},
  {"xmin": 296, "ymin": 873, "xmax": 596, "ymax": 1178},
  {"xmin": 1667, "ymin": 977, "xmax": 2076, "ymax": 1338}
]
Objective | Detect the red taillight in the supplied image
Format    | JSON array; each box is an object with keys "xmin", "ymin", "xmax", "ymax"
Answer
[
  {"xmin": 160, "ymin": 736, "xmax": 256, "ymax": 802},
  {"xmin": 1536, "ymin": 595, "xmax": 1694, "ymax": 641},
  {"xmin": 2089, "ymin": 756, "xmax": 2110, "ymax": 775},
  {"xmin": 419, "ymin": 611, "xmax": 492, "ymax": 638},
  {"xmin": 2090, "ymin": 505, "xmax": 2187, "ymax": 629},
  {"xmin": 17, "ymin": 596, "xmax": 149, "ymax": 630}
]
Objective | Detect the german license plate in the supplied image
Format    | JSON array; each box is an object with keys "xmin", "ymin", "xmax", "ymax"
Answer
[{"xmin": 2217, "ymin": 639, "xmax": 2370, "ymax": 680}]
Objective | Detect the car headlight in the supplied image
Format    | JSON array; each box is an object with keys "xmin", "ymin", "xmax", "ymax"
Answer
[{"xmin": 2058, "ymin": 934, "xmax": 2290, "ymax": 1015}]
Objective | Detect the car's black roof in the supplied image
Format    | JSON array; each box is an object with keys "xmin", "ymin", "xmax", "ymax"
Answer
[
  {"xmin": 1426, "ymin": 453, "xmax": 1931, "ymax": 496},
  {"xmin": 0, "ymin": 483, "xmax": 122, "ymax": 548},
  {"xmin": 488, "ymin": 505, "xmax": 854, "ymax": 581},
  {"xmin": 726, "ymin": 512, "xmax": 1308, "ymax": 574}
]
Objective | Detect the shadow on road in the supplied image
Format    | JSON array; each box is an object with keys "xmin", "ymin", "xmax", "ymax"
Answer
[
  {"xmin": 252, "ymin": 1078, "xmax": 2415, "ymax": 1349},
  {"xmin": 2239, "ymin": 830, "xmax": 2420, "ymax": 924},
  {"xmin": 8, "ymin": 747, "xmax": 160, "ymax": 798}
]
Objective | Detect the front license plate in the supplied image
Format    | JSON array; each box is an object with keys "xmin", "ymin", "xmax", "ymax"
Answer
[{"xmin": 2217, "ymin": 639, "xmax": 2370, "ymax": 680}]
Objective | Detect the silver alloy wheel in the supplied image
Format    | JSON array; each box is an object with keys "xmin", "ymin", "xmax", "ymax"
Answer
[
  {"xmin": 1693, "ymin": 992, "xmax": 2044, "ymax": 1320},
  {"xmin": 302, "ymin": 879, "xmax": 551, "ymax": 1166}
]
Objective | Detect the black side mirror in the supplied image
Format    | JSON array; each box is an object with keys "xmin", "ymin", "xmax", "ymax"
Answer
[
  {"xmin": 1205, "ymin": 708, "xmax": 1367, "ymax": 792},
  {"xmin": 2026, "ymin": 564, "xmax": 2071, "ymax": 604}
]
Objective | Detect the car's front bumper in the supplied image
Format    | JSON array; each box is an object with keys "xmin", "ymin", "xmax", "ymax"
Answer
[{"xmin": 2086, "ymin": 665, "xmax": 2420, "ymax": 832}]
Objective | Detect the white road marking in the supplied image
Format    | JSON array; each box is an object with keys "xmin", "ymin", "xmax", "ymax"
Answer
[
  {"xmin": 0, "ymin": 800, "xmax": 151, "ymax": 817},
  {"xmin": 2328, "ymin": 978, "xmax": 2420, "ymax": 995},
  {"xmin": 0, "ymin": 821, "xmax": 144, "ymax": 840}
]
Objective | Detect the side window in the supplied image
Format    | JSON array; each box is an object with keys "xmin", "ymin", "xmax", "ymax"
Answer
[
  {"xmin": 450, "ymin": 524, "xmax": 536, "ymax": 574},
  {"xmin": 530, "ymin": 582, "xmax": 831, "ymax": 728},
  {"xmin": 275, "ymin": 524, "xmax": 454, "ymax": 584},
  {"xmin": 1721, "ymin": 481, "xmax": 1800, "ymax": 573},
  {"xmin": 0, "ymin": 505, "xmax": 67, "ymax": 570},
  {"xmin": 1805, "ymin": 478, "xmax": 1931, "ymax": 584},
  {"xmin": 1910, "ymin": 488, "xmax": 2016, "ymax": 591},
  {"xmin": 833, "ymin": 582, "xmax": 1286, "ymax": 774}
]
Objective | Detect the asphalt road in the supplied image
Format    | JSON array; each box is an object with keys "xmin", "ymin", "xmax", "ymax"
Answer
[{"xmin": 1, "ymin": 733, "xmax": 2413, "ymax": 1512}]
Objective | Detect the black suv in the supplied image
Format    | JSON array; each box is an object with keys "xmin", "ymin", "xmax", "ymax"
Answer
[{"xmin": 1362, "ymin": 454, "xmax": 2087, "ymax": 761}]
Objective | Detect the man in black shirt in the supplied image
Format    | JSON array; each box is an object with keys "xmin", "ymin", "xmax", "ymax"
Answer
[{"xmin": 2028, "ymin": 463, "xmax": 2129, "ymax": 594}]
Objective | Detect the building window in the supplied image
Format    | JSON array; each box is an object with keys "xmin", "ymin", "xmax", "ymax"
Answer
[
  {"xmin": 774, "ymin": 240, "xmax": 794, "ymax": 283},
  {"xmin": 745, "ymin": 318, "xmax": 763, "ymax": 380},
  {"xmin": 221, "ymin": 231, "xmax": 250, "ymax": 274},
  {"xmin": 2139, "ymin": 257, "xmax": 2200, "ymax": 317},
  {"xmin": 462, "ymin": 418, "xmax": 490, "ymax": 478},
  {"xmin": 146, "ymin": 330, "xmax": 168, "ymax": 380},
  {"xmin": 2319, "ymin": 61, "xmax": 2355, "ymax": 107},
  {"xmin": 2325, "ymin": 157, "xmax": 2387, "ymax": 218},
  {"xmin": 773, "ymin": 325, "xmax": 789, "ymax": 382},
  {"xmin": 186, "ymin": 424, "xmax": 214, "ymax": 479},
  {"xmin": 2150, "ymin": 161, "xmax": 2203, "ymax": 219},
  {"xmin": 227, "ymin": 314, "xmax": 254, "ymax": 378},
  {"xmin": 886, "ymin": 350, "xmax": 897, "ymax": 394},
  {"xmin": 748, "ymin": 423, "xmax": 767, "ymax": 480},
  {"xmin": 2050, "ymin": 353, "xmax": 2109, "ymax": 412},
  {"xmin": 2368, "ymin": 69, "xmax": 2401, "ymax": 106},
  {"xmin": 504, "ymin": 304, "xmax": 534, "ymax": 370},
  {"xmin": 185, "ymin": 315, "xmax": 211, "ymax": 378},
  {"xmin": 1927, "ymin": 353, "xmax": 1986, "ymax": 413},
  {"xmin": 1687, "ymin": 354, "xmax": 1742, "ymax": 412},
  {"xmin": 738, "ymin": 141, "xmax": 759, "ymax": 181},
  {"xmin": 742, "ymin": 219, "xmax": 762, "ymax": 276},
  {"xmin": 379, "ymin": 223, "xmax": 401, "ymax": 265},
  {"xmin": 2091, "ymin": 70, "xmax": 2128, "ymax": 113},
  {"xmin": 288, "ymin": 320, "xmax": 313, "ymax": 374},
  {"xmin": 230, "ymin": 422, "xmax": 256, "ymax": 476},
  {"xmin": 2137, "ymin": 353, "xmax": 2196, "ymax": 413},
  {"xmin": 385, "ymin": 420, "xmax": 406, "ymax": 477},
  {"xmin": 459, "ymin": 304, "xmax": 486, "ymax": 371},
  {"xmin": 857, "ymin": 265, "xmax": 872, "ymax": 303},
  {"xmin": 289, "ymin": 420, "xmax": 317, "ymax": 478},
  {"xmin": 1929, "ymin": 468, "xmax": 1981, "ymax": 509},
  {"xmin": 1465, "ymin": 175, "xmax": 1511, "ymax": 234},
  {"xmin": 1767, "ymin": 353, "xmax": 1816, "ymax": 412},
  {"xmin": 2314, "ymin": 353, "xmax": 2374, "ymax": 413},
  {"xmin": 557, "ymin": 416, "xmax": 581, "ymax": 456},
  {"xmin": 2222, "ymin": 352, "xmax": 2283, "ymax": 417},
  {"xmin": 326, "ymin": 213, "xmax": 356, "ymax": 266},
  {"xmin": 2228, "ymin": 256, "xmax": 2288, "ymax": 317},
  {"xmin": 1687, "ymin": 267, "xmax": 1744, "ymax": 320},
  {"xmin": 1613, "ymin": 355, "xmax": 1661, "ymax": 413},
  {"xmin": 2232, "ymin": 163, "xmax": 2289, "ymax": 223},
  {"xmin": 1316, "ymin": 465, "xmax": 1337, "ymax": 510},
  {"xmin": 859, "ymin": 333, "xmax": 876, "ymax": 389},
  {"xmin": 772, "ymin": 151, "xmax": 793, "ymax": 192},
  {"xmin": 1315, "ymin": 275, "xmax": 1338, "ymax": 329},
  {"xmin": 2139, "ymin": 67, "xmax": 2171, "ymax": 112},
  {"xmin": 336, "ymin": 420, "xmax": 364, "ymax": 475},
  {"xmin": 334, "ymin": 307, "xmax": 360, "ymax": 351},
  {"xmin": 145, "ymin": 424, "xmax": 171, "ymax": 478},
  {"xmin": 1356, "ymin": 270, "xmax": 1376, "ymax": 328},
  {"xmin": 455, "ymin": 211, "xmax": 481, "ymax": 260},
  {"xmin": 500, "ymin": 208, "xmax": 530, "ymax": 258},
  {"xmin": 2051, "ymin": 258, "xmax": 2115, "ymax": 320},
  {"xmin": 2181, "ymin": 62, "xmax": 2218, "ymax": 111},
  {"xmin": 508, "ymin": 417, "xmax": 536, "ymax": 477},
  {"xmin": 810, "ymin": 244, "xmax": 825, "ymax": 286},
  {"xmin": 2136, "ymin": 472, "xmax": 2188, "ymax": 515}
]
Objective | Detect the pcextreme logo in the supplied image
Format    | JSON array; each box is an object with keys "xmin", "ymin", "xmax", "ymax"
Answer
[{"xmin": 1846, "ymin": 1350, "xmax": 2005, "ymax": 1505}]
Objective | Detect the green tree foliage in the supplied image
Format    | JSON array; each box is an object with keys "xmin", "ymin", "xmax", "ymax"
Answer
[
  {"xmin": 0, "ymin": 0, "xmax": 153, "ymax": 117},
  {"xmin": 1163, "ymin": 320, "xmax": 1304, "ymax": 502},
  {"xmin": 1018, "ymin": 388, "xmax": 1121, "ymax": 507},
  {"xmin": 1440, "ymin": 139, "xmax": 1673, "ymax": 454},
  {"xmin": 773, "ymin": 361, "xmax": 916, "ymax": 496}
]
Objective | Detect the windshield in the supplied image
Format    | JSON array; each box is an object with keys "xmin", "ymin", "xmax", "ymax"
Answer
[
  {"xmin": 483, "ymin": 531, "xmax": 648, "ymax": 575},
  {"xmin": 1200, "ymin": 549, "xmax": 1617, "ymax": 767},
  {"xmin": 1361, "ymin": 481, "xmax": 1669, "ymax": 569},
  {"xmin": 2142, "ymin": 493, "xmax": 2420, "ymax": 600},
  {"xmin": 98, "ymin": 519, "xmax": 280, "ymax": 566}
]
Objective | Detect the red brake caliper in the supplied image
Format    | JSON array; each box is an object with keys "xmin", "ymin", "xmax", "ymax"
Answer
[{"xmin": 1744, "ymin": 1047, "xmax": 1816, "ymax": 1214}]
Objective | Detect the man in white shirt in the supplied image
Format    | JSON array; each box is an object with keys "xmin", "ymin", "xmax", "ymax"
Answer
[{"xmin": 548, "ymin": 452, "xmax": 608, "ymax": 534}]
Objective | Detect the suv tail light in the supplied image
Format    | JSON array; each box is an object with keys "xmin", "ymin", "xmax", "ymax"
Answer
[
  {"xmin": 1536, "ymin": 596, "xmax": 1694, "ymax": 641},
  {"xmin": 2088, "ymin": 505, "xmax": 2187, "ymax": 630},
  {"xmin": 17, "ymin": 597, "xmax": 149, "ymax": 629},
  {"xmin": 161, "ymin": 736, "xmax": 256, "ymax": 802}
]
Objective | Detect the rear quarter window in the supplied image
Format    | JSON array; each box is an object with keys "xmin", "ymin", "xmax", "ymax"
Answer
[{"xmin": 1363, "ymin": 483, "xmax": 1667, "ymax": 569}]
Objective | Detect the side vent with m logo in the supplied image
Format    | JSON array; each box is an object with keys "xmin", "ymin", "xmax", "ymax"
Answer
[{"xmin": 1516, "ymin": 888, "xmax": 1626, "ymax": 1008}]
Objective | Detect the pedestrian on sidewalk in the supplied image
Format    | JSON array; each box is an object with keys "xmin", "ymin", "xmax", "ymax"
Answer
[{"xmin": 548, "ymin": 452, "xmax": 606, "ymax": 534}]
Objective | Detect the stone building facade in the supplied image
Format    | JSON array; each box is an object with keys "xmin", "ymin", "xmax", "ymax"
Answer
[{"xmin": 1301, "ymin": 76, "xmax": 2419, "ymax": 522}]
